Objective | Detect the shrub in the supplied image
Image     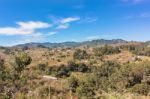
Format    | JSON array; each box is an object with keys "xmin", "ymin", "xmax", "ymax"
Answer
[
  {"xmin": 68, "ymin": 76, "xmax": 79, "ymax": 92},
  {"xmin": 77, "ymin": 63, "xmax": 89, "ymax": 72},
  {"xmin": 129, "ymin": 84, "xmax": 150, "ymax": 96},
  {"xmin": 67, "ymin": 61, "xmax": 89, "ymax": 72},
  {"xmin": 55, "ymin": 64, "xmax": 70, "ymax": 78},
  {"xmin": 93, "ymin": 45, "xmax": 121, "ymax": 56},
  {"xmin": 76, "ymin": 76, "xmax": 96, "ymax": 98},
  {"xmin": 95, "ymin": 61, "xmax": 120, "ymax": 77},
  {"xmin": 37, "ymin": 63, "xmax": 46, "ymax": 71},
  {"xmin": 73, "ymin": 49, "xmax": 88, "ymax": 60},
  {"xmin": 15, "ymin": 52, "xmax": 32, "ymax": 74},
  {"xmin": 0, "ymin": 57, "xmax": 6, "ymax": 81}
]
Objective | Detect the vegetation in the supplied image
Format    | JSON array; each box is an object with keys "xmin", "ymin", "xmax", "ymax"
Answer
[
  {"xmin": 0, "ymin": 43, "xmax": 150, "ymax": 98},
  {"xmin": 73, "ymin": 49, "xmax": 89, "ymax": 59},
  {"xmin": 93, "ymin": 45, "xmax": 121, "ymax": 56},
  {"xmin": 15, "ymin": 52, "xmax": 32, "ymax": 74}
]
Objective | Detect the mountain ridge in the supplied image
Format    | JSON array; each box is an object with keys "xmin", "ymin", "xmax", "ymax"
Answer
[{"xmin": 12, "ymin": 39, "xmax": 129, "ymax": 48}]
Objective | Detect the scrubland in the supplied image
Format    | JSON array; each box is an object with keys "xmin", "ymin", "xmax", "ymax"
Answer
[{"xmin": 0, "ymin": 43, "xmax": 150, "ymax": 99}]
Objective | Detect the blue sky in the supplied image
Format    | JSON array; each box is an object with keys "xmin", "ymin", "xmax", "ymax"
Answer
[{"xmin": 0, "ymin": 0, "xmax": 150, "ymax": 46}]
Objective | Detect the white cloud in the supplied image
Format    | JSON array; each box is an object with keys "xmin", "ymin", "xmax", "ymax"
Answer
[
  {"xmin": 23, "ymin": 33, "xmax": 43, "ymax": 43},
  {"xmin": 56, "ymin": 24, "xmax": 69, "ymax": 29},
  {"xmin": 8, "ymin": 33, "xmax": 44, "ymax": 45},
  {"xmin": 60, "ymin": 17, "xmax": 80, "ymax": 24},
  {"xmin": 0, "ymin": 27, "xmax": 33, "ymax": 35},
  {"xmin": 10, "ymin": 31, "xmax": 57, "ymax": 45},
  {"xmin": 0, "ymin": 21, "xmax": 51, "ymax": 35},
  {"xmin": 46, "ymin": 32, "xmax": 57, "ymax": 36},
  {"xmin": 55, "ymin": 17, "xmax": 80, "ymax": 29},
  {"xmin": 79, "ymin": 17, "xmax": 98, "ymax": 23},
  {"xmin": 0, "ymin": 16, "xmax": 80, "ymax": 45},
  {"xmin": 17, "ymin": 21, "xmax": 52, "ymax": 30},
  {"xmin": 48, "ymin": 16, "xmax": 80, "ymax": 30}
]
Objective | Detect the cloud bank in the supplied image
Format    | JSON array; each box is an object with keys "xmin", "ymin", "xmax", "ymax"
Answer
[{"xmin": 0, "ymin": 21, "xmax": 51, "ymax": 35}]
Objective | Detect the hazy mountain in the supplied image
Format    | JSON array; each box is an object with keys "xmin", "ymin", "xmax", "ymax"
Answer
[{"xmin": 13, "ymin": 39, "xmax": 128, "ymax": 48}]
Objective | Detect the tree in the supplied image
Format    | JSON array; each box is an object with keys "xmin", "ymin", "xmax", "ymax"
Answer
[
  {"xmin": 67, "ymin": 61, "xmax": 89, "ymax": 72},
  {"xmin": 95, "ymin": 61, "xmax": 120, "ymax": 77},
  {"xmin": 77, "ymin": 63, "xmax": 88, "ymax": 72},
  {"xmin": 0, "ymin": 56, "xmax": 4, "ymax": 69},
  {"xmin": 67, "ymin": 60, "xmax": 77, "ymax": 71},
  {"xmin": 76, "ymin": 76, "xmax": 96, "ymax": 98},
  {"xmin": 37, "ymin": 63, "xmax": 46, "ymax": 71},
  {"xmin": 56, "ymin": 64, "xmax": 70, "ymax": 77},
  {"xmin": 129, "ymin": 84, "xmax": 150, "ymax": 96},
  {"xmin": 15, "ymin": 52, "xmax": 32, "ymax": 74},
  {"xmin": 73, "ymin": 49, "xmax": 88, "ymax": 60},
  {"xmin": 0, "ymin": 56, "xmax": 6, "ymax": 81},
  {"xmin": 93, "ymin": 45, "xmax": 121, "ymax": 57},
  {"xmin": 68, "ymin": 76, "xmax": 79, "ymax": 93}
]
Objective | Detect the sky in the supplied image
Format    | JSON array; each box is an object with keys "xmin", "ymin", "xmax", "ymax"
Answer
[{"xmin": 0, "ymin": 0, "xmax": 150, "ymax": 46}]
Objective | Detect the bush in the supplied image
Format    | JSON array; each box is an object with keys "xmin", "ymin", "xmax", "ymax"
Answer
[
  {"xmin": 55, "ymin": 64, "xmax": 70, "ymax": 78},
  {"xmin": 73, "ymin": 49, "xmax": 88, "ymax": 60},
  {"xmin": 76, "ymin": 76, "xmax": 96, "ymax": 98},
  {"xmin": 37, "ymin": 63, "xmax": 47, "ymax": 71},
  {"xmin": 77, "ymin": 63, "xmax": 89, "ymax": 72},
  {"xmin": 0, "ymin": 57, "xmax": 6, "ymax": 81},
  {"xmin": 67, "ymin": 61, "xmax": 89, "ymax": 73},
  {"xmin": 129, "ymin": 84, "xmax": 150, "ymax": 96},
  {"xmin": 15, "ymin": 52, "xmax": 32, "ymax": 73},
  {"xmin": 68, "ymin": 76, "xmax": 79, "ymax": 92},
  {"xmin": 95, "ymin": 61, "xmax": 120, "ymax": 77},
  {"xmin": 93, "ymin": 45, "xmax": 121, "ymax": 56}
]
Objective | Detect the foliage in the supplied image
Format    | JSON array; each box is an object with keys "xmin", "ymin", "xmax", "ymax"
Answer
[
  {"xmin": 93, "ymin": 45, "xmax": 121, "ymax": 56},
  {"xmin": 55, "ymin": 64, "xmax": 70, "ymax": 77},
  {"xmin": 0, "ymin": 57, "xmax": 6, "ymax": 81},
  {"xmin": 129, "ymin": 84, "xmax": 150, "ymax": 96},
  {"xmin": 67, "ymin": 61, "xmax": 89, "ymax": 72},
  {"xmin": 76, "ymin": 76, "xmax": 96, "ymax": 98},
  {"xmin": 120, "ymin": 43, "xmax": 150, "ymax": 56},
  {"xmin": 15, "ymin": 52, "xmax": 32, "ymax": 73},
  {"xmin": 1, "ymin": 44, "xmax": 150, "ymax": 98},
  {"xmin": 73, "ymin": 49, "xmax": 88, "ymax": 59},
  {"xmin": 68, "ymin": 76, "xmax": 79, "ymax": 92},
  {"xmin": 47, "ymin": 62, "xmax": 89, "ymax": 78},
  {"xmin": 37, "ymin": 63, "xmax": 47, "ymax": 71}
]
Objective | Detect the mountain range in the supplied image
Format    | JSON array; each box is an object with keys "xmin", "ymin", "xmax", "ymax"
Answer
[{"xmin": 12, "ymin": 39, "xmax": 129, "ymax": 48}]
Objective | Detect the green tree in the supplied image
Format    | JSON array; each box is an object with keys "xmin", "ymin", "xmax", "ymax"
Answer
[
  {"xmin": 68, "ymin": 76, "xmax": 79, "ymax": 92},
  {"xmin": 56, "ymin": 64, "xmax": 70, "ymax": 77},
  {"xmin": 37, "ymin": 63, "xmax": 46, "ymax": 71},
  {"xmin": 76, "ymin": 77, "xmax": 96, "ymax": 98},
  {"xmin": 129, "ymin": 84, "xmax": 150, "ymax": 96},
  {"xmin": 15, "ymin": 52, "xmax": 32, "ymax": 74},
  {"xmin": 73, "ymin": 49, "xmax": 88, "ymax": 60},
  {"xmin": 0, "ymin": 56, "xmax": 6, "ymax": 81}
]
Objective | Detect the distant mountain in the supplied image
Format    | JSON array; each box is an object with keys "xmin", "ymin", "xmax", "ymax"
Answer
[
  {"xmin": 145, "ymin": 41, "xmax": 150, "ymax": 47},
  {"xmin": 145, "ymin": 41, "xmax": 150, "ymax": 44},
  {"xmin": 14, "ymin": 42, "xmax": 79, "ymax": 48},
  {"xmin": 81, "ymin": 39, "xmax": 127, "ymax": 46},
  {"xmin": 14, "ymin": 39, "xmax": 128, "ymax": 48}
]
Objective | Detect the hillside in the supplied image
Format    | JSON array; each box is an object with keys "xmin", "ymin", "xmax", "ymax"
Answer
[
  {"xmin": 14, "ymin": 39, "xmax": 128, "ymax": 48},
  {"xmin": 0, "ymin": 41, "xmax": 150, "ymax": 99}
]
